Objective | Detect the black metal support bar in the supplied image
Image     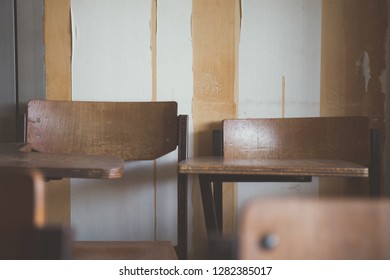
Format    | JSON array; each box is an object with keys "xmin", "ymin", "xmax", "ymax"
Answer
[
  {"xmin": 369, "ymin": 128, "xmax": 381, "ymax": 197},
  {"xmin": 177, "ymin": 115, "xmax": 188, "ymax": 259}
]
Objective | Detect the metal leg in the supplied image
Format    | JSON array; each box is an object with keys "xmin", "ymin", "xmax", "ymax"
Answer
[
  {"xmin": 369, "ymin": 129, "xmax": 380, "ymax": 197},
  {"xmin": 199, "ymin": 175, "xmax": 219, "ymax": 238}
]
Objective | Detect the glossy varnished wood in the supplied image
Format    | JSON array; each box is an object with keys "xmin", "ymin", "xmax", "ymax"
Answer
[
  {"xmin": 239, "ymin": 198, "xmax": 390, "ymax": 260},
  {"xmin": 27, "ymin": 100, "xmax": 178, "ymax": 160},
  {"xmin": 0, "ymin": 143, "xmax": 124, "ymax": 179},
  {"xmin": 224, "ymin": 116, "xmax": 370, "ymax": 165},
  {"xmin": 178, "ymin": 116, "xmax": 376, "ymax": 248},
  {"xmin": 179, "ymin": 157, "xmax": 368, "ymax": 177}
]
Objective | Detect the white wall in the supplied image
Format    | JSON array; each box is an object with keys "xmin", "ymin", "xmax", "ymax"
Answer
[
  {"xmin": 70, "ymin": 0, "xmax": 193, "ymax": 244},
  {"xmin": 237, "ymin": 0, "xmax": 323, "ymax": 214}
]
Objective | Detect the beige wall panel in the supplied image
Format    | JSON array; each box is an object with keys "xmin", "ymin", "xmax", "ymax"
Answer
[
  {"xmin": 320, "ymin": 0, "xmax": 388, "ymax": 195},
  {"xmin": 44, "ymin": 0, "xmax": 72, "ymax": 101},
  {"xmin": 192, "ymin": 0, "xmax": 239, "ymax": 259},
  {"xmin": 44, "ymin": 0, "xmax": 72, "ymax": 225}
]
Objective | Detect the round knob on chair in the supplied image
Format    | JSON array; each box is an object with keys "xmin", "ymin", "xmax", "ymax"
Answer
[{"xmin": 260, "ymin": 234, "xmax": 279, "ymax": 250}]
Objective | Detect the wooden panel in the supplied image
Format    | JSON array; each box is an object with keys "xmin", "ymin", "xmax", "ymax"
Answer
[
  {"xmin": 224, "ymin": 117, "xmax": 370, "ymax": 165},
  {"xmin": 0, "ymin": 169, "xmax": 45, "ymax": 259},
  {"xmin": 192, "ymin": 0, "xmax": 240, "ymax": 258},
  {"xmin": 44, "ymin": 0, "xmax": 71, "ymax": 101},
  {"xmin": 239, "ymin": 198, "xmax": 390, "ymax": 259},
  {"xmin": 178, "ymin": 158, "xmax": 368, "ymax": 178},
  {"xmin": 72, "ymin": 241, "xmax": 177, "ymax": 260},
  {"xmin": 0, "ymin": 148, "xmax": 123, "ymax": 179},
  {"xmin": 44, "ymin": 0, "xmax": 72, "ymax": 227},
  {"xmin": 27, "ymin": 100, "xmax": 178, "ymax": 160}
]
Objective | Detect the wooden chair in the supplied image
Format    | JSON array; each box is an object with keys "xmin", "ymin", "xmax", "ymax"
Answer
[
  {"xmin": 26, "ymin": 100, "xmax": 188, "ymax": 259},
  {"xmin": 238, "ymin": 198, "xmax": 390, "ymax": 259},
  {"xmin": 0, "ymin": 169, "xmax": 70, "ymax": 259},
  {"xmin": 211, "ymin": 116, "xmax": 380, "ymax": 229},
  {"xmin": 199, "ymin": 116, "xmax": 380, "ymax": 258}
]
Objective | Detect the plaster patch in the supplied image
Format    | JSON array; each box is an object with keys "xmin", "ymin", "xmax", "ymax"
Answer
[
  {"xmin": 359, "ymin": 51, "xmax": 371, "ymax": 92},
  {"xmin": 198, "ymin": 71, "xmax": 222, "ymax": 96}
]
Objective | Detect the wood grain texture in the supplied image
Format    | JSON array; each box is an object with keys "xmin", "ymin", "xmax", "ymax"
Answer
[
  {"xmin": 223, "ymin": 117, "xmax": 370, "ymax": 165},
  {"xmin": 239, "ymin": 198, "xmax": 390, "ymax": 259},
  {"xmin": 178, "ymin": 157, "xmax": 368, "ymax": 177},
  {"xmin": 27, "ymin": 100, "xmax": 178, "ymax": 160},
  {"xmin": 72, "ymin": 241, "xmax": 177, "ymax": 260},
  {"xmin": 0, "ymin": 147, "xmax": 123, "ymax": 179},
  {"xmin": 44, "ymin": 0, "xmax": 72, "ymax": 101}
]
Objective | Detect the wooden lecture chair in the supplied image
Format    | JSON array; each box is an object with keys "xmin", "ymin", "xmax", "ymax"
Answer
[
  {"xmin": 205, "ymin": 116, "xmax": 380, "ymax": 258},
  {"xmin": 26, "ymin": 100, "xmax": 188, "ymax": 259}
]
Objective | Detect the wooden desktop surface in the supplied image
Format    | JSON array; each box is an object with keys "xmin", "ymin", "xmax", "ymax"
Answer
[
  {"xmin": 178, "ymin": 156, "xmax": 368, "ymax": 178},
  {"xmin": 0, "ymin": 143, "xmax": 124, "ymax": 179}
]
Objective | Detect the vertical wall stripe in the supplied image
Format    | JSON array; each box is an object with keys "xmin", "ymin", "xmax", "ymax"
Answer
[
  {"xmin": 192, "ymin": 0, "xmax": 239, "ymax": 259},
  {"xmin": 43, "ymin": 0, "xmax": 72, "ymax": 226},
  {"xmin": 44, "ymin": 0, "xmax": 72, "ymax": 101}
]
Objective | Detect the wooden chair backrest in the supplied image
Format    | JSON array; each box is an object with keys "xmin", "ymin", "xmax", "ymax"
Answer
[
  {"xmin": 239, "ymin": 198, "xmax": 390, "ymax": 259},
  {"xmin": 223, "ymin": 117, "xmax": 370, "ymax": 165},
  {"xmin": 27, "ymin": 100, "xmax": 179, "ymax": 160}
]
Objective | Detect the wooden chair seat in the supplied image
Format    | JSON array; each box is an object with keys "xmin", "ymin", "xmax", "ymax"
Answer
[{"xmin": 72, "ymin": 241, "xmax": 177, "ymax": 260}]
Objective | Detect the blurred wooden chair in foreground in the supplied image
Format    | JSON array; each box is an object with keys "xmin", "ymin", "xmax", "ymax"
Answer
[
  {"xmin": 238, "ymin": 198, "xmax": 390, "ymax": 259},
  {"xmin": 26, "ymin": 100, "xmax": 188, "ymax": 259},
  {"xmin": 0, "ymin": 169, "xmax": 70, "ymax": 259}
]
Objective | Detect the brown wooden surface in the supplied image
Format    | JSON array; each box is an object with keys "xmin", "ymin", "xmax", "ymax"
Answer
[
  {"xmin": 223, "ymin": 117, "xmax": 370, "ymax": 165},
  {"xmin": 72, "ymin": 241, "xmax": 177, "ymax": 260},
  {"xmin": 0, "ymin": 169, "xmax": 44, "ymax": 259},
  {"xmin": 27, "ymin": 100, "xmax": 178, "ymax": 160},
  {"xmin": 178, "ymin": 157, "xmax": 368, "ymax": 177},
  {"xmin": 0, "ymin": 143, "xmax": 123, "ymax": 179},
  {"xmin": 239, "ymin": 198, "xmax": 390, "ymax": 260},
  {"xmin": 0, "ymin": 169, "xmax": 71, "ymax": 259}
]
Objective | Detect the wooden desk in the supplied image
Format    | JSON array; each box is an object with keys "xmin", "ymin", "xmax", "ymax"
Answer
[
  {"xmin": 0, "ymin": 143, "xmax": 124, "ymax": 179},
  {"xmin": 178, "ymin": 156, "xmax": 369, "ymax": 237}
]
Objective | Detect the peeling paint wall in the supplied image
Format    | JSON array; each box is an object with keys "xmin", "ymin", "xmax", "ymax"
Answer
[{"xmin": 321, "ymin": 0, "xmax": 388, "ymax": 195}]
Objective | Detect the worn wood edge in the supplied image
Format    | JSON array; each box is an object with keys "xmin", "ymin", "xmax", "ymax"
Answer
[
  {"xmin": 72, "ymin": 240, "xmax": 178, "ymax": 260},
  {"xmin": 178, "ymin": 159, "xmax": 368, "ymax": 177}
]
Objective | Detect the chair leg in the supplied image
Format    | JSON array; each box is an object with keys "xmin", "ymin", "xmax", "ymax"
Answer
[
  {"xmin": 369, "ymin": 129, "xmax": 380, "ymax": 197},
  {"xmin": 199, "ymin": 175, "xmax": 219, "ymax": 238}
]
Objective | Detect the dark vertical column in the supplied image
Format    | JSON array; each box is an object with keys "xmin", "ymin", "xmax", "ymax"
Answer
[
  {"xmin": 15, "ymin": 0, "xmax": 45, "ymax": 141},
  {"xmin": 0, "ymin": 0, "xmax": 17, "ymax": 143}
]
